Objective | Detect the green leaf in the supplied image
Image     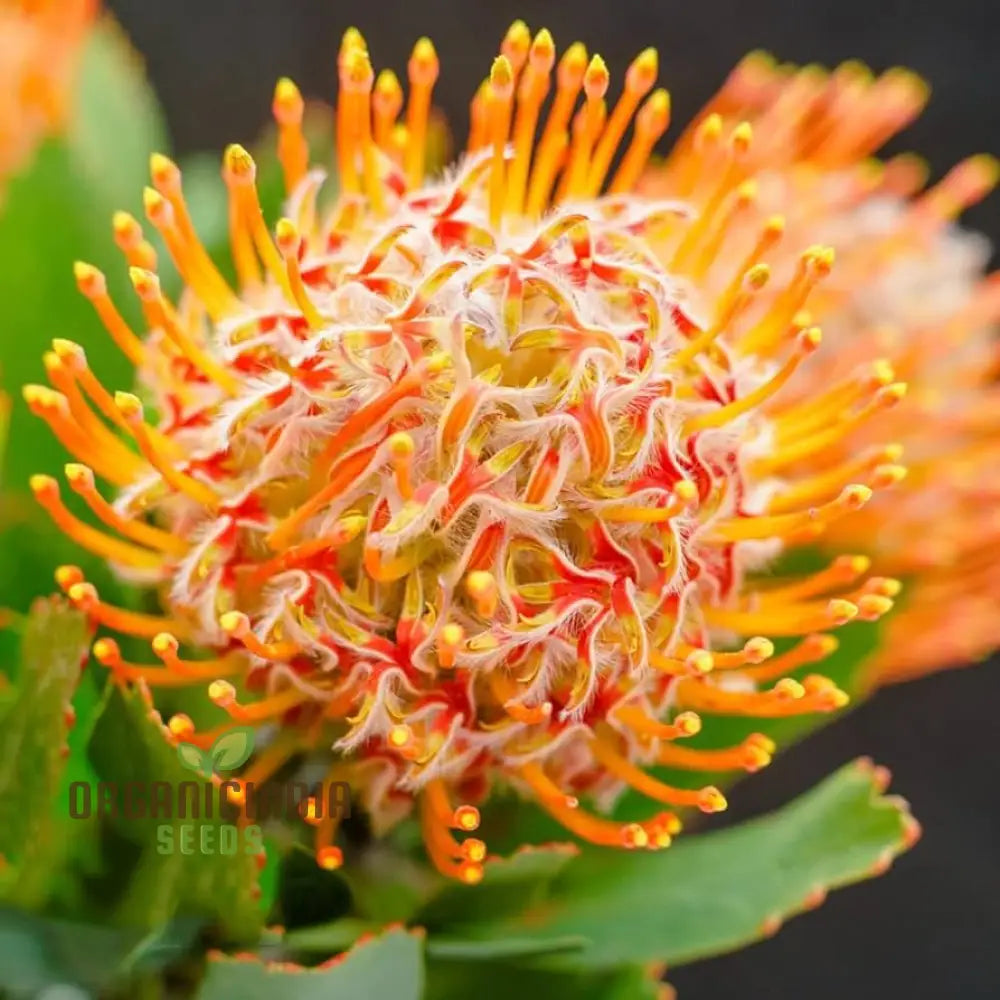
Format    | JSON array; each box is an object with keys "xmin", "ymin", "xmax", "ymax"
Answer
[
  {"xmin": 0, "ymin": 906, "xmax": 202, "ymax": 994},
  {"xmin": 416, "ymin": 843, "xmax": 579, "ymax": 930},
  {"xmin": 177, "ymin": 742, "xmax": 211, "ymax": 775},
  {"xmin": 210, "ymin": 727, "xmax": 256, "ymax": 772},
  {"xmin": 0, "ymin": 14, "xmax": 167, "ymax": 615},
  {"xmin": 423, "ymin": 960, "xmax": 662, "ymax": 1000},
  {"xmin": 426, "ymin": 936, "xmax": 589, "ymax": 961},
  {"xmin": 0, "ymin": 600, "xmax": 89, "ymax": 907},
  {"xmin": 195, "ymin": 928, "xmax": 424, "ymax": 1000},
  {"xmin": 282, "ymin": 917, "xmax": 381, "ymax": 955},
  {"xmin": 88, "ymin": 684, "xmax": 265, "ymax": 941},
  {"xmin": 434, "ymin": 759, "xmax": 918, "ymax": 970},
  {"xmin": 66, "ymin": 15, "xmax": 169, "ymax": 212}
]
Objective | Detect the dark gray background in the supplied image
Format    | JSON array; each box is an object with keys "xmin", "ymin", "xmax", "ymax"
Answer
[{"xmin": 105, "ymin": 1, "xmax": 1000, "ymax": 996}]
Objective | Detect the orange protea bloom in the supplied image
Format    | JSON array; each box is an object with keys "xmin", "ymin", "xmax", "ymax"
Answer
[
  {"xmin": 28, "ymin": 23, "xmax": 911, "ymax": 882},
  {"xmin": 0, "ymin": 0, "xmax": 95, "ymax": 185},
  {"xmin": 639, "ymin": 54, "xmax": 1000, "ymax": 684}
]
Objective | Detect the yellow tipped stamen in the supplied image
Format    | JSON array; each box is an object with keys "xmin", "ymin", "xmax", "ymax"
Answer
[
  {"xmin": 405, "ymin": 37, "xmax": 440, "ymax": 189},
  {"xmin": 613, "ymin": 706, "xmax": 703, "ymax": 740},
  {"xmin": 648, "ymin": 647, "xmax": 715, "ymax": 676},
  {"xmin": 704, "ymin": 595, "xmax": 861, "ymax": 637},
  {"xmin": 144, "ymin": 166, "xmax": 241, "ymax": 319},
  {"xmin": 760, "ymin": 383, "xmax": 908, "ymax": 474},
  {"xmin": 63, "ymin": 463, "xmax": 187, "ymax": 555},
  {"xmin": 769, "ymin": 443, "xmax": 904, "ymax": 513},
  {"xmin": 716, "ymin": 215, "xmax": 786, "ymax": 324},
  {"xmin": 857, "ymin": 594, "xmax": 895, "ymax": 621},
  {"xmin": 586, "ymin": 47, "xmax": 658, "ymax": 195},
  {"xmin": 774, "ymin": 358, "xmax": 897, "ymax": 445},
  {"xmin": 487, "ymin": 55, "xmax": 515, "ymax": 228},
  {"xmin": 336, "ymin": 29, "xmax": 367, "ymax": 195},
  {"xmin": 500, "ymin": 19, "xmax": 531, "ymax": 77},
  {"xmin": 671, "ymin": 121, "xmax": 754, "ymax": 272},
  {"xmin": 387, "ymin": 431, "xmax": 416, "ymax": 500},
  {"xmin": 740, "ymin": 245, "xmax": 835, "ymax": 354},
  {"xmin": 739, "ymin": 634, "xmax": 840, "ymax": 684},
  {"xmin": 710, "ymin": 484, "xmax": 872, "ymax": 544},
  {"xmin": 671, "ymin": 262, "xmax": 770, "ymax": 369},
  {"xmin": 215, "ymin": 684, "xmax": 310, "ymax": 723},
  {"xmin": 685, "ymin": 327, "xmax": 822, "ymax": 432},
  {"xmin": 129, "ymin": 267, "xmax": 240, "ymax": 395},
  {"xmin": 521, "ymin": 761, "xmax": 679, "ymax": 847},
  {"xmin": 373, "ymin": 69, "xmax": 403, "ymax": 150},
  {"xmin": 93, "ymin": 638, "xmax": 223, "ymax": 687},
  {"xmin": 73, "ymin": 262, "xmax": 146, "ymax": 366},
  {"xmin": 610, "ymin": 88, "xmax": 671, "ymax": 194},
  {"xmin": 591, "ymin": 727, "xmax": 726, "ymax": 812},
  {"xmin": 54, "ymin": 565, "xmax": 85, "ymax": 593},
  {"xmin": 149, "ymin": 633, "xmax": 240, "ymax": 680},
  {"xmin": 342, "ymin": 48, "xmax": 384, "ymax": 217},
  {"xmin": 208, "ymin": 679, "xmax": 237, "ymax": 707},
  {"xmin": 114, "ymin": 391, "xmax": 221, "ymax": 509},
  {"xmin": 275, "ymin": 218, "xmax": 324, "ymax": 329},
  {"xmin": 504, "ymin": 28, "xmax": 555, "ymax": 217},
  {"xmin": 467, "ymin": 79, "xmax": 491, "ymax": 153},
  {"xmin": 316, "ymin": 845, "xmax": 344, "ymax": 870},
  {"xmin": 689, "ymin": 177, "xmax": 759, "ymax": 280},
  {"xmin": 452, "ymin": 804, "xmax": 480, "ymax": 832},
  {"xmin": 273, "ymin": 77, "xmax": 309, "ymax": 194},
  {"xmin": 311, "ymin": 764, "xmax": 348, "ymax": 862},
  {"xmin": 67, "ymin": 580, "xmax": 190, "ymax": 641},
  {"xmin": 50, "ymin": 340, "xmax": 177, "ymax": 461},
  {"xmin": 671, "ymin": 111, "xmax": 724, "ymax": 197},
  {"xmin": 219, "ymin": 611, "xmax": 302, "ymax": 662},
  {"xmin": 42, "ymin": 353, "xmax": 146, "ymax": 475},
  {"xmin": 754, "ymin": 555, "xmax": 871, "ymax": 606},
  {"xmin": 24, "ymin": 386, "xmax": 135, "ymax": 486},
  {"xmin": 387, "ymin": 723, "xmax": 414, "ymax": 753},
  {"xmin": 421, "ymin": 784, "xmax": 484, "ymax": 882},
  {"xmin": 465, "ymin": 570, "xmax": 498, "ymax": 617},
  {"xmin": 167, "ymin": 714, "xmax": 196, "ymax": 739},
  {"xmin": 557, "ymin": 54, "xmax": 608, "ymax": 202},
  {"xmin": 675, "ymin": 638, "xmax": 775, "ymax": 671},
  {"xmin": 437, "ymin": 622, "xmax": 464, "ymax": 668},
  {"xmin": 112, "ymin": 211, "xmax": 157, "ymax": 270},
  {"xmin": 657, "ymin": 734, "xmax": 774, "ymax": 773},
  {"xmin": 526, "ymin": 41, "xmax": 588, "ymax": 215},
  {"xmin": 223, "ymin": 145, "xmax": 295, "ymax": 302},
  {"xmin": 676, "ymin": 675, "xmax": 849, "ymax": 716},
  {"xmin": 911, "ymin": 153, "xmax": 999, "ymax": 229}
]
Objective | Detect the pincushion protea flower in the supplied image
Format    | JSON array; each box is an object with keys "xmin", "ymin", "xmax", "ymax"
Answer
[
  {"xmin": 26, "ymin": 21, "xmax": 911, "ymax": 883},
  {"xmin": 0, "ymin": 0, "xmax": 95, "ymax": 185},
  {"xmin": 639, "ymin": 53, "xmax": 1000, "ymax": 684}
]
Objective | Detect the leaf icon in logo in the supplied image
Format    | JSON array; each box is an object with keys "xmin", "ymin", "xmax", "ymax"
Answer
[
  {"xmin": 209, "ymin": 727, "xmax": 255, "ymax": 772},
  {"xmin": 177, "ymin": 742, "xmax": 212, "ymax": 777}
]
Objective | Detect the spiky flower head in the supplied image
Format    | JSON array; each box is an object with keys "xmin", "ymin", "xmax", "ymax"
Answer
[
  {"xmin": 0, "ymin": 0, "xmax": 94, "ymax": 185},
  {"xmin": 29, "ymin": 24, "xmax": 913, "ymax": 882},
  {"xmin": 639, "ymin": 54, "xmax": 1000, "ymax": 684}
]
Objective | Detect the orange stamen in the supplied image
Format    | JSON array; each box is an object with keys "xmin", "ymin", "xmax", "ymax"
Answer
[{"xmin": 404, "ymin": 37, "xmax": 440, "ymax": 189}]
